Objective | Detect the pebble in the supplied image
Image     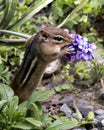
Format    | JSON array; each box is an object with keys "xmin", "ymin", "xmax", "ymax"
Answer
[
  {"xmin": 95, "ymin": 109, "xmax": 104, "ymax": 115},
  {"xmin": 78, "ymin": 107, "xmax": 92, "ymax": 117},
  {"xmin": 96, "ymin": 114, "xmax": 104, "ymax": 120},
  {"xmin": 60, "ymin": 103, "xmax": 72, "ymax": 117},
  {"xmin": 101, "ymin": 119, "xmax": 104, "ymax": 127},
  {"xmin": 99, "ymin": 92, "xmax": 104, "ymax": 100},
  {"xmin": 72, "ymin": 127, "xmax": 86, "ymax": 130},
  {"xmin": 59, "ymin": 96, "xmax": 73, "ymax": 105},
  {"xmin": 77, "ymin": 99, "xmax": 88, "ymax": 108},
  {"xmin": 91, "ymin": 128, "xmax": 99, "ymax": 130},
  {"xmin": 94, "ymin": 119, "xmax": 102, "ymax": 129},
  {"xmin": 77, "ymin": 99, "xmax": 93, "ymax": 110}
]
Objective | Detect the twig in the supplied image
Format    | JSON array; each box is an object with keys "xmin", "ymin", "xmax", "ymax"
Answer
[
  {"xmin": 100, "ymin": 78, "xmax": 104, "ymax": 91},
  {"xmin": 0, "ymin": 39, "xmax": 26, "ymax": 46},
  {"xmin": 0, "ymin": 30, "xmax": 30, "ymax": 38}
]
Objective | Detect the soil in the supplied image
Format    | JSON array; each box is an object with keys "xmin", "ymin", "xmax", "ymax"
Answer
[
  {"xmin": 40, "ymin": 74, "xmax": 104, "ymax": 115},
  {"xmin": 40, "ymin": 47, "xmax": 104, "ymax": 115}
]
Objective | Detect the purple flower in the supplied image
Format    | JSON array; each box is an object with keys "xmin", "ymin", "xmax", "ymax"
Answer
[
  {"xmin": 19, "ymin": 0, "xmax": 23, "ymax": 2},
  {"xmin": 63, "ymin": 30, "xmax": 96, "ymax": 63}
]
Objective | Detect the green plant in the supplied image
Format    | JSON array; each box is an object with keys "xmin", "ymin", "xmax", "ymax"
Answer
[
  {"xmin": 0, "ymin": 0, "xmax": 104, "ymax": 129},
  {"xmin": 0, "ymin": 84, "xmax": 54, "ymax": 129},
  {"xmin": 91, "ymin": 58, "xmax": 104, "ymax": 82},
  {"xmin": 0, "ymin": 64, "xmax": 11, "ymax": 84},
  {"xmin": 0, "ymin": 83, "xmax": 95, "ymax": 130},
  {"xmin": 75, "ymin": 62, "xmax": 91, "ymax": 80},
  {"xmin": 0, "ymin": 0, "xmax": 54, "ymax": 31},
  {"xmin": 55, "ymin": 84, "xmax": 74, "ymax": 93}
]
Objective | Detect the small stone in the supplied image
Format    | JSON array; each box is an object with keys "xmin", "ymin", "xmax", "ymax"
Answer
[
  {"xmin": 95, "ymin": 109, "xmax": 104, "ymax": 115},
  {"xmin": 78, "ymin": 107, "xmax": 92, "ymax": 117},
  {"xmin": 59, "ymin": 96, "xmax": 73, "ymax": 105},
  {"xmin": 94, "ymin": 118, "xmax": 99, "ymax": 125},
  {"xmin": 60, "ymin": 103, "xmax": 72, "ymax": 117},
  {"xmin": 91, "ymin": 128, "xmax": 99, "ymax": 130},
  {"xmin": 96, "ymin": 114, "xmax": 104, "ymax": 120},
  {"xmin": 77, "ymin": 99, "xmax": 93, "ymax": 110},
  {"xmin": 72, "ymin": 127, "xmax": 86, "ymax": 130},
  {"xmin": 99, "ymin": 92, "xmax": 104, "ymax": 100},
  {"xmin": 42, "ymin": 105, "xmax": 48, "ymax": 113},
  {"xmin": 94, "ymin": 119, "xmax": 102, "ymax": 129},
  {"xmin": 101, "ymin": 119, "xmax": 104, "ymax": 127},
  {"xmin": 72, "ymin": 113, "xmax": 78, "ymax": 118}
]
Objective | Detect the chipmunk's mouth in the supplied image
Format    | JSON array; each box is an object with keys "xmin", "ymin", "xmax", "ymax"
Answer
[
  {"xmin": 61, "ymin": 44, "xmax": 68, "ymax": 49},
  {"xmin": 61, "ymin": 44, "xmax": 75, "ymax": 53},
  {"xmin": 40, "ymin": 43, "xmax": 61, "ymax": 56}
]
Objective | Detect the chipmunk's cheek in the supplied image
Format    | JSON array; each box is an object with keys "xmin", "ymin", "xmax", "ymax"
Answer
[
  {"xmin": 40, "ymin": 43, "xmax": 60, "ymax": 56},
  {"xmin": 64, "ymin": 41, "xmax": 72, "ymax": 46},
  {"xmin": 40, "ymin": 43, "xmax": 52, "ymax": 55}
]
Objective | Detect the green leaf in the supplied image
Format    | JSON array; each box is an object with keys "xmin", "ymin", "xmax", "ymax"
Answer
[
  {"xmin": 74, "ymin": 0, "xmax": 83, "ymax": 5},
  {"xmin": 46, "ymin": 117, "xmax": 78, "ymax": 130},
  {"xmin": 8, "ymin": 0, "xmax": 54, "ymax": 29},
  {"xmin": 0, "ymin": 0, "xmax": 5, "ymax": 11},
  {"xmin": 0, "ymin": 84, "xmax": 14, "ymax": 101},
  {"xmin": 74, "ymin": 105, "xmax": 82, "ymax": 121},
  {"xmin": 12, "ymin": 122, "xmax": 33, "ymax": 129},
  {"xmin": 0, "ymin": 0, "xmax": 18, "ymax": 29},
  {"xmin": 18, "ymin": 101, "xmax": 28, "ymax": 115},
  {"xmin": 9, "ymin": 96, "xmax": 19, "ymax": 112},
  {"xmin": 6, "ymin": 96, "xmax": 21, "ymax": 122},
  {"xmin": 0, "ymin": 100, "xmax": 7, "ymax": 110},
  {"xmin": 28, "ymin": 90, "xmax": 54, "ymax": 105},
  {"xmin": 32, "ymin": 102, "xmax": 42, "ymax": 121},
  {"xmin": 0, "ymin": 0, "xmax": 9, "ymax": 27},
  {"xmin": 55, "ymin": 84, "xmax": 73, "ymax": 92},
  {"xmin": 61, "ymin": 84, "xmax": 73, "ymax": 90},
  {"xmin": 87, "ymin": 111, "xmax": 95, "ymax": 121},
  {"xmin": 18, "ymin": 101, "xmax": 27, "ymax": 111},
  {"xmin": 55, "ymin": 86, "xmax": 62, "ymax": 92},
  {"xmin": 25, "ymin": 117, "xmax": 42, "ymax": 127},
  {"xmin": 58, "ymin": 0, "xmax": 89, "ymax": 28},
  {"xmin": 90, "ymin": 0, "xmax": 100, "ymax": 8}
]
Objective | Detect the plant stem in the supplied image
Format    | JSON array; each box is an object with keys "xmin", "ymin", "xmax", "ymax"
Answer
[
  {"xmin": 0, "ymin": 30, "xmax": 30, "ymax": 38},
  {"xmin": 0, "ymin": 39, "xmax": 26, "ymax": 46},
  {"xmin": 57, "ymin": 0, "xmax": 89, "ymax": 28}
]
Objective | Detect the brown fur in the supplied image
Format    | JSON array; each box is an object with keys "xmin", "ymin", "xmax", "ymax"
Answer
[{"xmin": 11, "ymin": 25, "xmax": 73, "ymax": 102}]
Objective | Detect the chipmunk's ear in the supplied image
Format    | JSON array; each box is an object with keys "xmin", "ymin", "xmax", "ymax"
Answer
[{"xmin": 40, "ymin": 29, "xmax": 49, "ymax": 40}]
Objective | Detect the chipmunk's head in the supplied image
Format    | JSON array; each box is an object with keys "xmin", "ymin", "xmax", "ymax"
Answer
[{"xmin": 38, "ymin": 26, "xmax": 73, "ymax": 61}]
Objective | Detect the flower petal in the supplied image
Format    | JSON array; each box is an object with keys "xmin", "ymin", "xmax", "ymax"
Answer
[{"xmin": 63, "ymin": 31, "xmax": 96, "ymax": 62}]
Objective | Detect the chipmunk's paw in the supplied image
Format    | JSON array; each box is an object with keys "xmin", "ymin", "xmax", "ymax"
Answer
[{"xmin": 61, "ymin": 46, "xmax": 75, "ymax": 55}]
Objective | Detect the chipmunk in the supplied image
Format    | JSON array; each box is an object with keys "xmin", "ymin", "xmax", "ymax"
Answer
[{"xmin": 11, "ymin": 25, "xmax": 73, "ymax": 102}]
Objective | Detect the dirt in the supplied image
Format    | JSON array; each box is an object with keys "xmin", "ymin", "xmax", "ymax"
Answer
[
  {"xmin": 40, "ymin": 47, "xmax": 104, "ymax": 114},
  {"xmin": 40, "ymin": 74, "xmax": 104, "ymax": 115}
]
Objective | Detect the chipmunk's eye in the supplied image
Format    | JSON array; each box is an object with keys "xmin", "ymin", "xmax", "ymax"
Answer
[{"xmin": 54, "ymin": 35, "xmax": 63, "ymax": 42}]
